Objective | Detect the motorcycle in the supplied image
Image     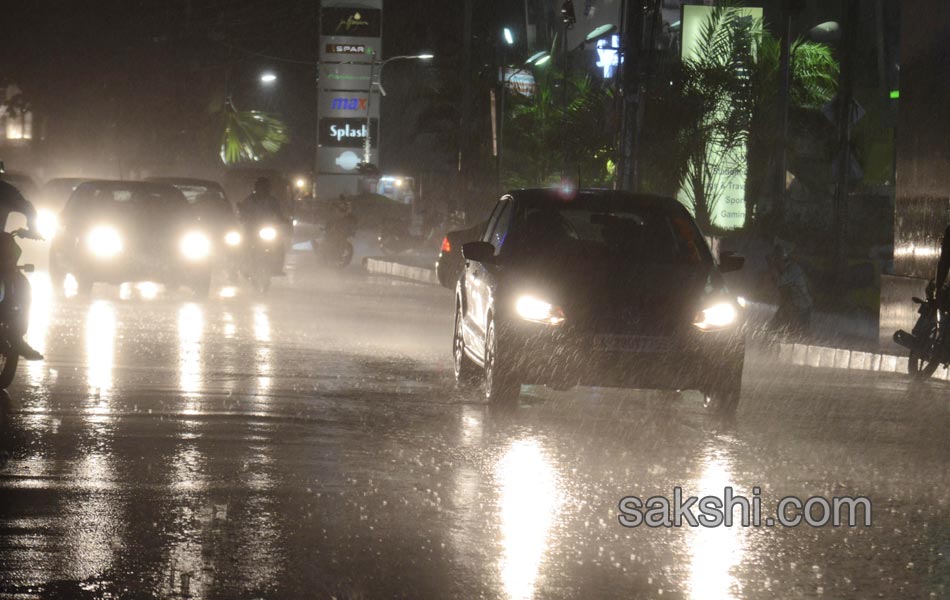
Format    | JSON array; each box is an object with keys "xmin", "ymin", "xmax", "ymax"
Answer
[
  {"xmin": 312, "ymin": 214, "xmax": 357, "ymax": 269},
  {"xmin": 893, "ymin": 280, "xmax": 949, "ymax": 379},
  {"xmin": 0, "ymin": 229, "xmax": 41, "ymax": 389},
  {"xmin": 242, "ymin": 222, "xmax": 285, "ymax": 294}
]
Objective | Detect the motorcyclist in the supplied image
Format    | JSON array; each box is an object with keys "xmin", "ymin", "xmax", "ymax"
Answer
[
  {"xmin": 767, "ymin": 243, "xmax": 813, "ymax": 337},
  {"xmin": 937, "ymin": 224, "xmax": 950, "ymax": 308},
  {"xmin": 0, "ymin": 163, "xmax": 43, "ymax": 361},
  {"xmin": 238, "ymin": 177, "xmax": 286, "ymax": 226}
]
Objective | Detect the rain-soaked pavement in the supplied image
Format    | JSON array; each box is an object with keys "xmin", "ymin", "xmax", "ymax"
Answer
[{"xmin": 1, "ymin": 251, "xmax": 949, "ymax": 599}]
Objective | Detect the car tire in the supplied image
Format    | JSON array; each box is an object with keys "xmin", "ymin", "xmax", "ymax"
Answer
[
  {"xmin": 484, "ymin": 318, "xmax": 521, "ymax": 404},
  {"xmin": 453, "ymin": 304, "xmax": 479, "ymax": 384},
  {"xmin": 703, "ymin": 361, "xmax": 743, "ymax": 417}
]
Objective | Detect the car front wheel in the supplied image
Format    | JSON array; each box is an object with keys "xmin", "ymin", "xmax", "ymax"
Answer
[{"xmin": 484, "ymin": 319, "xmax": 521, "ymax": 404}]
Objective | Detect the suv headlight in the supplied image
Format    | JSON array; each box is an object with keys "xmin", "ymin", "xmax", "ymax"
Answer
[
  {"xmin": 693, "ymin": 301, "xmax": 739, "ymax": 331},
  {"xmin": 181, "ymin": 231, "xmax": 211, "ymax": 261},
  {"xmin": 516, "ymin": 295, "xmax": 565, "ymax": 325},
  {"xmin": 87, "ymin": 226, "xmax": 123, "ymax": 258},
  {"xmin": 259, "ymin": 226, "xmax": 277, "ymax": 241}
]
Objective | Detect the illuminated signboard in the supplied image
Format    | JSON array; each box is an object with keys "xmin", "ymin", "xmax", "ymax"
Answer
[
  {"xmin": 676, "ymin": 5, "xmax": 762, "ymax": 230},
  {"xmin": 325, "ymin": 43, "xmax": 369, "ymax": 55},
  {"xmin": 595, "ymin": 35, "xmax": 622, "ymax": 78},
  {"xmin": 319, "ymin": 118, "xmax": 379, "ymax": 148},
  {"xmin": 321, "ymin": 8, "xmax": 382, "ymax": 38},
  {"xmin": 330, "ymin": 97, "xmax": 369, "ymax": 111}
]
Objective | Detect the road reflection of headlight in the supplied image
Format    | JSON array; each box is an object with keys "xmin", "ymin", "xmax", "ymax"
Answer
[
  {"xmin": 181, "ymin": 231, "xmax": 211, "ymax": 261},
  {"xmin": 694, "ymin": 302, "xmax": 738, "ymax": 331},
  {"xmin": 224, "ymin": 230, "xmax": 242, "ymax": 247},
  {"xmin": 516, "ymin": 295, "xmax": 565, "ymax": 325},
  {"xmin": 37, "ymin": 209, "xmax": 58, "ymax": 240},
  {"xmin": 87, "ymin": 226, "xmax": 122, "ymax": 258},
  {"xmin": 258, "ymin": 226, "xmax": 277, "ymax": 241}
]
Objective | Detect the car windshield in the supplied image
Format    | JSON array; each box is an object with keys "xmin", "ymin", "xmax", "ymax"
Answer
[
  {"xmin": 172, "ymin": 184, "xmax": 226, "ymax": 205},
  {"xmin": 519, "ymin": 203, "xmax": 711, "ymax": 266},
  {"xmin": 70, "ymin": 184, "xmax": 188, "ymax": 214}
]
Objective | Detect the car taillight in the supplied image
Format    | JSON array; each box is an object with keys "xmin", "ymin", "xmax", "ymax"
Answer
[{"xmin": 441, "ymin": 237, "xmax": 451, "ymax": 253}]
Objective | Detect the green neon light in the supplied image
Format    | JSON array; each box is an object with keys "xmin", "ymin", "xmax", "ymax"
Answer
[{"xmin": 889, "ymin": 89, "xmax": 899, "ymax": 99}]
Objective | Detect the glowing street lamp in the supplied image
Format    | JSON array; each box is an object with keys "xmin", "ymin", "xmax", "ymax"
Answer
[
  {"xmin": 363, "ymin": 52, "xmax": 434, "ymax": 164},
  {"xmin": 259, "ymin": 72, "xmax": 277, "ymax": 85}
]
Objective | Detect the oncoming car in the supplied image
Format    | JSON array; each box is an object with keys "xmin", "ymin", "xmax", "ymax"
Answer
[
  {"xmin": 146, "ymin": 177, "xmax": 243, "ymax": 276},
  {"xmin": 454, "ymin": 188, "xmax": 746, "ymax": 415},
  {"xmin": 49, "ymin": 181, "xmax": 214, "ymax": 297}
]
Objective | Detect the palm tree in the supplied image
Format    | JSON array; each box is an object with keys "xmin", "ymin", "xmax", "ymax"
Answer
[
  {"xmin": 216, "ymin": 99, "xmax": 288, "ymax": 165},
  {"xmin": 674, "ymin": 5, "xmax": 838, "ymax": 232}
]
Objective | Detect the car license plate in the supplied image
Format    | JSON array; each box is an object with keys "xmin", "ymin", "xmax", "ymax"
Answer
[{"xmin": 593, "ymin": 334, "xmax": 673, "ymax": 353}]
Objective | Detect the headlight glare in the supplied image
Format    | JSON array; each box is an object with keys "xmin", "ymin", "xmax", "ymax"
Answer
[
  {"xmin": 694, "ymin": 301, "xmax": 739, "ymax": 331},
  {"xmin": 36, "ymin": 209, "xmax": 58, "ymax": 240},
  {"xmin": 181, "ymin": 231, "xmax": 211, "ymax": 261},
  {"xmin": 259, "ymin": 226, "xmax": 277, "ymax": 241},
  {"xmin": 87, "ymin": 226, "xmax": 123, "ymax": 258},
  {"xmin": 224, "ymin": 230, "xmax": 242, "ymax": 247},
  {"xmin": 516, "ymin": 295, "xmax": 565, "ymax": 325}
]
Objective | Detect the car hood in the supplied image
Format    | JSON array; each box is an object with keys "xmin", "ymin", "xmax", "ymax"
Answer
[{"xmin": 503, "ymin": 254, "xmax": 721, "ymax": 334}]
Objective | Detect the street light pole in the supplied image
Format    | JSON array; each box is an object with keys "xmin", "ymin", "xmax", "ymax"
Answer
[{"xmin": 362, "ymin": 52, "xmax": 434, "ymax": 167}]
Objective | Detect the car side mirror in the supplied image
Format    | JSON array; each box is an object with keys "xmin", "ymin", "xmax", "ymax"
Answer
[
  {"xmin": 20, "ymin": 264, "xmax": 35, "ymax": 273},
  {"xmin": 462, "ymin": 241, "xmax": 495, "ymax": 263},
  {"xmin": 719, "ymin": 251, "xmax": 744, "ymax": 273}
]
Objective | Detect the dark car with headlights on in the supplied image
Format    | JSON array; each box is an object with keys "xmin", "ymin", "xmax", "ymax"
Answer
[
  {"xmin": 49, "ymin": 181, "xmax": 214, "ymax": 297},
  {"xmin": 454, "ymin": 189, "xmax": 746, "ymax": 415},
  {"xmin": 436, "ymin": 219, "xmax": 487, "ymax": 288},
  {"xmin": 146, "ymin": 177, "xmax": 243, "ymax": 275}
]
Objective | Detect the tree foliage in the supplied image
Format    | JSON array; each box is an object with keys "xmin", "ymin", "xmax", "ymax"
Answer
[{"xmin": 217, "ymin": 103, "xmax": 288, "ymax": 165}]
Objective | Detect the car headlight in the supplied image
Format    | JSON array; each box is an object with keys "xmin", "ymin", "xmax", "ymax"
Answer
[
  {"xmin": 36, "ymin": 209, "xmax": 58, "ymax": 240},
  {"xmin": 516, "ymin": 295, "xmax": 565, "ymax": 325},
  {"xmin": 694, "ymin": 301, "xmax": 739, "ymax": 331},
  {"xmin": 87, "ymin": 226, "xmax": 123, "ymax": 258},
  {"xmin": 224, "ymin": 230, "xmax": 242, "ymax": 247},
  {"xmin": 259, "ymin": 226, "xmax": 277, "ymax": 241},
  {"xmin": 180, "ymin": 231, "xmax": 211, "ymax": 261}
]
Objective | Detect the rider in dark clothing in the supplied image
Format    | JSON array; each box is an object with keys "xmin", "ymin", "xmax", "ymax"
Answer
[
  {"xmin": 238, "ymin": 178, "xmax": 285, "ymax": 226},
  {"xmin": 937, "ymin": 225, "xmax": 950, "ymax": 307},
  {"xmin": 0, "ymin": 172, "xmax": 44, "ymax": 361}
]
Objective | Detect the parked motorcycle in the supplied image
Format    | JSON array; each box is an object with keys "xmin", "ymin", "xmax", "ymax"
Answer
[
  {"xmin": 0, "ymin": 229, "xmax": 41, "ymax": 388},
  {"xmin": 312, "ymin": 214, "xmax": 357, "ymax": 269},
  {"xmin": 893, "ymin": 280, "xmax": 949, "ymax": 379},
  {"xmin": 242, "ymin": 222, "xmax": 285, "ymax": 294}
]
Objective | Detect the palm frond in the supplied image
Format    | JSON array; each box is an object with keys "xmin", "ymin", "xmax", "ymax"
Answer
[{"xmin": 218, "ymin": 107, "xmax": 288, "ymax": 165}]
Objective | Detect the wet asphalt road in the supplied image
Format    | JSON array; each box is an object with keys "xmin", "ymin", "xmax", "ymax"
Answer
[{"xmin": 1, "ymin": 251, "xmax": 949, "ymax": 599}]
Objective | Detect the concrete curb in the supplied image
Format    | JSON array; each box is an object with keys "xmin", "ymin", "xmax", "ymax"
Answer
[
  {"xmin": 364, "ymin": 257, "xmax": 439, "ymax": 286},
  {"xmin": 363, "ymin": 256, "xmax": 949, "ymax": 381},
  {"xmin": 771, "ymin": 340, "xmax": 950, "ymax": 380}
]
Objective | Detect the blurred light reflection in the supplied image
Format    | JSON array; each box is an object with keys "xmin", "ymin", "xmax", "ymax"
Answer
[
  {"xmin": 178, "ymin": 303, "xmax": 204, "ymax": 400},
  {"xmin": 86, "ymin": 301, "xmax": 116, "ymax": 401},
  {"xmin": 496, "ymin": 438, "xmax": 561, "ymax": 600},
  {"xmin": 687, "ymin": 447, "xmax": 746, "ymax": 600},
  {"xmin": 26, "ymin": 272, "xmax": 52, "ymax": 387}
]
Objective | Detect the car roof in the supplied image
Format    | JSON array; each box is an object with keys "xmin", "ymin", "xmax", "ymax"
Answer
[
  {"xmin": 146, "ymin": 177, "xmax": 224, "ymax": 189},
  {"xmin": 507, "ymin": 188, "xmax": 688, "ymax": 214}
]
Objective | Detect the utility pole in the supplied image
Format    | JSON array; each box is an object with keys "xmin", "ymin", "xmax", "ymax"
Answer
[
  {"xmin": 833, "ymin": 0, "xmax": 859, "ymax": 284},
  {"xmin": 458, "ymin": 0, "xmax": 473, "ymax": 212},
  {"xmin": 619, "ymin": 0, "xmax": 644, "ymax": 191}
]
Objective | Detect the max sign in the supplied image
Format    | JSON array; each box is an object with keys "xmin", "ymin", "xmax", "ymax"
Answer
[
  {"xmin": 331, "ymin": 97, "xmax": 369, "ymax": 111},
  {"xmin": 319, "ymin": 118, "xmax": 378, "ymax": 148}
]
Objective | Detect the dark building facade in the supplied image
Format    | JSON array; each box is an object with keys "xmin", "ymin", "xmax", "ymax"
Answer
[{"xmin": 880, "ymin": 0, "xmax": 950, "ymax": 347}]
